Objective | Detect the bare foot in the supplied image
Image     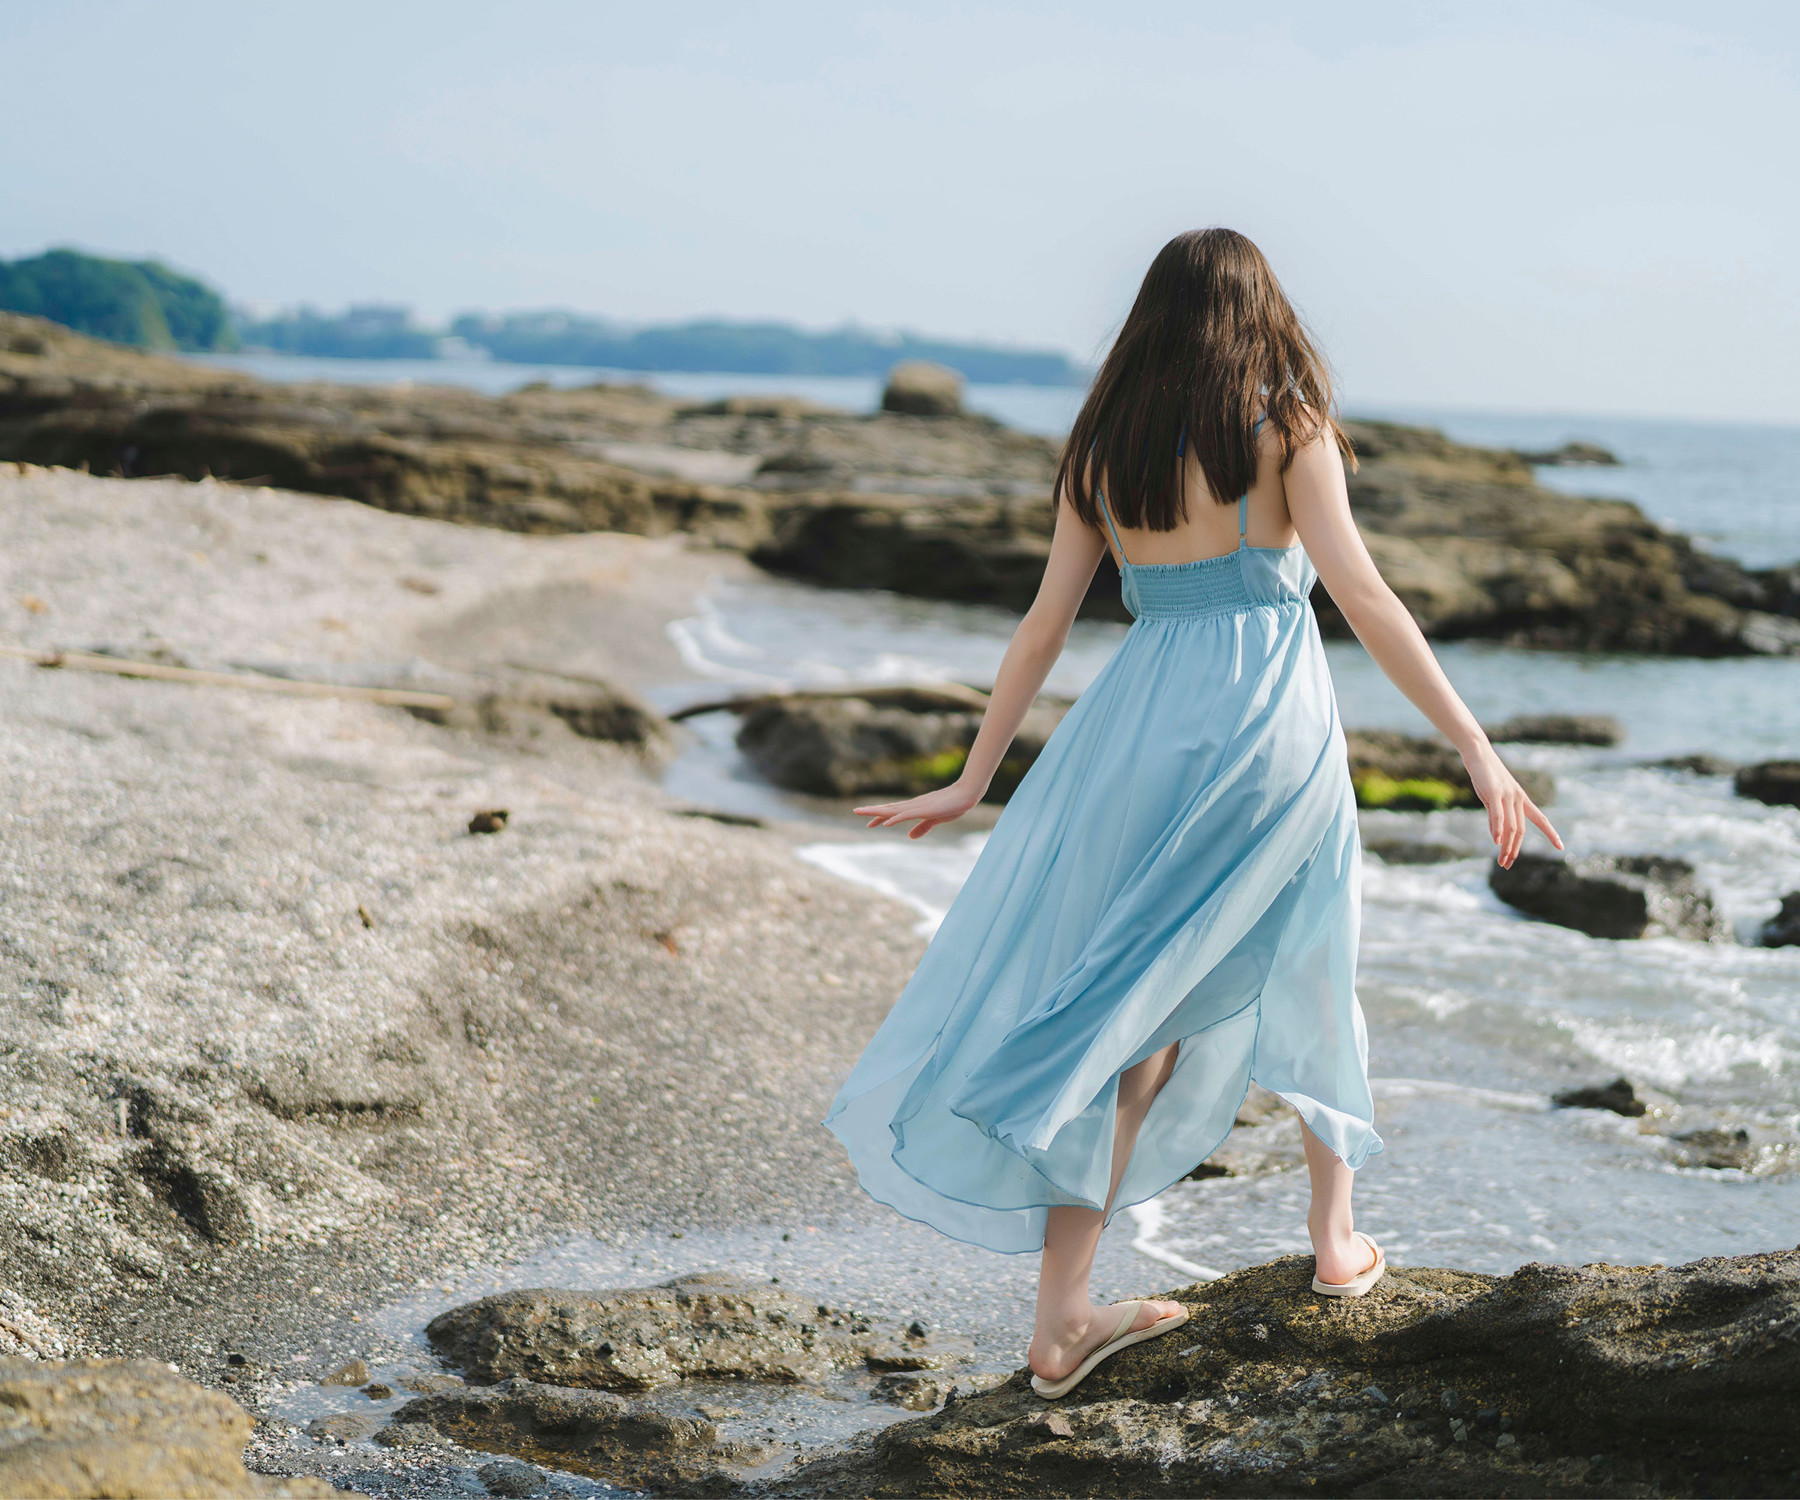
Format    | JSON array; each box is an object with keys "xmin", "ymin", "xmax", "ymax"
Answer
[
  {"xmin": 1028, "ymin": 1299, "xmax": 1184, "ymax": 1382},
  {"xmin": 1312, "ymin": 1231, "xmax": 1377, "ymax": 1287}
]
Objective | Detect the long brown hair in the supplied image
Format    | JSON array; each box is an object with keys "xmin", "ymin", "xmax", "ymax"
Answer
[{"xmin": 1056, "ymin": 228, "xmax": 1353, "ymax": 532}]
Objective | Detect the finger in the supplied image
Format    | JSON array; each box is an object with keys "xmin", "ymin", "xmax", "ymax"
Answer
[
  {"xmin": 908, "ymin": 818, "xmax": 939, "ymax": 840},
  {"xmin": 1525, "ymin": 801, "xmax": 1563, "ymax": 850},
  {"xmin": 1508, "ymin": 799, "xmax": 1525, "ymax": 865}
]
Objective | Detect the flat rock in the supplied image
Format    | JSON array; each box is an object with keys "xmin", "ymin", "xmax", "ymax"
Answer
[
  {"xmin": 1365, "ymin": 837, "xmax": 1473, "ymax": 865},
  {"xmin": 392, "ymin": 1375, "xmax": 747, "ymax": 1493},
  {"xmin": 768, "ymin": 1250, "xmax": 1800, "ymax": 1498},
  {"xmin": 1552, "ymin": 1077, "xmax": 1647, "ymax": 1116},
  {"xmin": 1734, "ymin": 759, "xmax": 1800, "ymax": 808},
  {"xmin": 1486, "ymin": 713, "xmax": 1623, "ymax": 746},
  {"xmin": 0, "ymin": 1356, "xmax": 338, "ymax": 1498},
  {"xmin": 425, "ymin": 1272, "xmax": 865, "ymax": 1391},
  {"xmin": 1490, "ymin": 853, "xmax": 1725, "ymax": 940},
  {"xmin": 1653, "ymin": 752, "xmax": 1737, "ymax": 776}
]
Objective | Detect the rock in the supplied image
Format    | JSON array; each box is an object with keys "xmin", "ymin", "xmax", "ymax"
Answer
[
  {"xmin": 397, "ymin": 1372, "xmax": 465, "ymax": 1394},
  {"xmin": 1489, "ymin": 853, "xmax": 1726, "ymax": 940},
  {"xmin": 372, "ymin": 1420, "xmax": 444, "ymax": 1449},
  {"xmin": 477, "ymin": 1456, "xmax": 549, "ymax": 1495},
  {"xmin": 1346, "ymin": 729, "xmax": 1554, "ymax": 811},
  {"xmin": 1734, "ymin": 759, "xmax": 1800, "ymax": 808},
  {"xmin": 0, "ymin": 1356, "xmax": 338, "ymax": 1497},
  {"xmin": 323, "ymin": 1356, "xmax": 370, "ymax": 1385},
  {"xmin": 1760, "ymin": 891, "xmax": 1800, "ymax": 948},
  {"xmin": 305, "ymin": 1410, "xmax": 378, "ymax": 1441},
  {"xmin": 392, "ymin": 1375, "xmax": 744, "ymax": 1493},
  {"xmin": 468, "ymin": 809, "xmax": 510, "ymax": 835},
  {"xmin": 880, "ymin": 361, "xmax": 964, "ymax": 417},
  {"xmin": 362, "ymin": 1382, "xmax": 394, "ymax": 1400},
  {"xmin": 1666, "ymin": 1128, "xmax": 1757, "ymax": 1172},
  {"xmin": 767, "ymin": 1250, "xmax": 1800, "ymax": 1499},
  {"xmin": 733, "ymin": 688, "xmax": 1066, "ymax": 801},
  {"xmin": 1653, "ymin": 752, "xmax": 1737, "ymax": 776},
  {"xmin": 424, "ymin": 1273, "xmax": 862, "ymax": 1391},
  {"xmin": 412, "ymin": 670, "xmax": 673, "ymax": 761},
  {"xmin": 1515, "ymin": 440, "xmax": 1621, "ymax": 466},
  {"xmin": 1552, "ymin": 1077, "xmax": 1647, "ymax": 1117},
  {"xmin": 1485, "ymin": 713, "xmax": 1623, "ymax": 747},
  {"xmin": 1365, "ymin": 838, "xmax": 1473, "ymax": 865},
  {"xmin": 872, "ymin": 1373, "xmax": 943, "ymax": 1411}
]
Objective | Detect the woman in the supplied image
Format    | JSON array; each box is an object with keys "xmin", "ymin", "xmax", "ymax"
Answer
[{"xmin": 827, "ymin": 228, "xmax": 1560, "ymax": 1399}]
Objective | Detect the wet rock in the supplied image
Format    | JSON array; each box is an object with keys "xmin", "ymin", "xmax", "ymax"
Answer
[
  {"xmin": 1486, "ymin": 713, "xmax": 1623, "ymax": 747},
  {"xmin": 477, "ymin": 1456, "xmax": 549, "ymax": 1496},
  {"xmin": 362, "ymin": 1381, "xmax": 394, "ymax": 1400},
  {"xmin": 468, "ymin": 808, "xmax": 510, "ymax": 835},
  {"xmin": 397, "ymin": 1372, "xmax": 465, "ymax": 1394},
  {"xmin": 324, "ymin": 1356, "xmax": 370, "ymax": 1385},
  {"xmin": 306, "ymin": 1411, "xmax": 378, "ymax": 1442},
  {"xmin": 425, "ymin": 1273, "xmax": 862, "ymax": 1391},
  {"xmin": 1515, "ymin": 440, "xmax": 1621, "ymax": 466},
  {"xmin": 1735, "ymin": 759, "xmax": 1800, "ymax": 808},
  {"xmin": 873, "ymin": 1373, "xmax": 943, "ymax": 1411},
  {"xmin": 1552, "ymin": 1077, "xmax": 1647, "ymax": 1117},
  {"xmin": 0, "ymin": 1356, "xmax": 338, "ymax": 1497},
  {"xmin": 880, "ymin": 361, "xmax": 964, "ymax": 417},
  {"xmin": 732, "ymin": 687, "xmax": 1066, "ymax": 801},
  {"xmin": 1489, "ymin": 853, "xmax": 1726, "ymax": 941},
  {"xmin": 1654, "ymin": 752, "xmax": 1737, "ymax": 776},
  {"xmin": 768, "ymin": 1250, "xmax": 1800, "ymax": 1499},
  {"xmin": 1760, "ymin": 891, "xmax": 1800, "ymax": 948},
  {"xmin": 392, "ymin": 1375, "xmax": 744, "ymax": 1493},
  {"xmin": 1365, "ymin": 837, "xmax": 1473, "ymax": 865},
  {"xmin": 1346, "ymin": 729, "xmax": 1555, "ymax": 811},
  {"xmin": 1666, "ymin": 1128, "xmax": 1758, "ymax": 1172},
  {"xmin": 372, "ymin": 1420, "xmax": 445, "ymax": 1449}
]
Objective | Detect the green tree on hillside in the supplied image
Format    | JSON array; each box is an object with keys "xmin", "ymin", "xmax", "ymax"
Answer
[{"xmin": 0, "ymin": 247, "xmax": 236, "ymax": 351}]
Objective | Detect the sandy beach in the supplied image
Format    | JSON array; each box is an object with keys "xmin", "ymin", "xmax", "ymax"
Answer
[{"xmin": 0, "ymin": 464, "xmax": 926, "ymax": 1394}]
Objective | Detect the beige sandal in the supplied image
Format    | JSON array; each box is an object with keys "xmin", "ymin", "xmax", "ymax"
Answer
[
  {"xmin": 1029, "ymin": 1300, "xmax": 1190, "ymax": 1400},
  {"xmin": 1312, "ymin": 1231, "xmax": 1385, "ymax": 1297}
]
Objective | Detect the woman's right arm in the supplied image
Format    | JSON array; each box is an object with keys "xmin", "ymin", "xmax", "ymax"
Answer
[{"xmin": 1282, "ymin": 427, "xmax": 1562, "ymax": 868}]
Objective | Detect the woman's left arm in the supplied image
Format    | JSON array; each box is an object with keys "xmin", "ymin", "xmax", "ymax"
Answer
[{"xmin": 857, "ymin": 498, "xmax": 1107, "ymax": 838}]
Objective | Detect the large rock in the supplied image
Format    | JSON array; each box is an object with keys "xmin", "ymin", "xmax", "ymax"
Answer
[
  {"xmin": 0, "ymin": 1357, "xmax": 337, "ymax": 1498},
  {"xmin": 1346, "ymin": 729, "xmax": 1554, "ymax": 811},
  {"xmin": 1734, "ymin": 760, "xmax": 1800, "ymax": 808},
  {"xmin": 1489, "ymin": 853, "xmax": 1726, "ymax": 940},
  {"xmin": 1761, "ymin": 891, "xmax": 1800, "ymax": 948},
  {"xmin": 729, "ymin": 687, "xmax": 1066, "ymax": 801},
  {"xmin": 881, "ymin": 361, "xmax": 964, "ymax": 417},
  {"xmin": 391, "ymin": 1376, "xmax": 746, "ymax": 1494},
  {"xmin": 770, "ymin": 1251, "xmax": 1800, "ymax": 1499},
  {"xmin": 407, "ymin": 667, "xmax": 672, "ymax": 762},
  {"xmin": 424, "ymin": 1273, "xmax": 866, "ymax": 1391}
]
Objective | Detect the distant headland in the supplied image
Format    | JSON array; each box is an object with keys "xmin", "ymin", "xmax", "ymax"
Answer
[{"xmin": 0, "ymin": 246, "xmax": 1084, "ymax": 386}]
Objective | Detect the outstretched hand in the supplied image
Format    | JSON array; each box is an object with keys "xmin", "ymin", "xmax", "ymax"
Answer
[
  {"xmin": 856, "ymin": 782, "xmax": 982, "ymax": 840},
  {"xmin": 1464, "ymin": 747, "xmax": 1562, "ymax": 867}
]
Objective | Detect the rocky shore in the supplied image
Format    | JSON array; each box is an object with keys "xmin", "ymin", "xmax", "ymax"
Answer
[{"xmin": 4, "ymin": 311, "xmax": 1798, "ymax": 655}]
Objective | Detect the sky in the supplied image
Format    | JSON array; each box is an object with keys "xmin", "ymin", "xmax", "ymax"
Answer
[{"xmin": 2, "ymin": 1, "xmax": 1797, "ymax": 422}]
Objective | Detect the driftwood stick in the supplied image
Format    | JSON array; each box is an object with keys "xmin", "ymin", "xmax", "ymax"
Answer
[
  {"xmin": 668, "ymin": 681, "xmax": 993, "ymax": 721},
  {"xmin": 0, "ymin": 645, "xmax": 456, "ymax": 710}
]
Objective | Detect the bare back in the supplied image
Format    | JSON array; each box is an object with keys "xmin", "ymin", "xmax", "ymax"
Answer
[{"xmin": 1097, "ymin": 426, "xmax": 1295, "ymax": 566}]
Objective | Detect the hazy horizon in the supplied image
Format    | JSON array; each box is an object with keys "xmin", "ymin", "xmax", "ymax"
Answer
[{"xmin": 5, "ymin": 2, "xmax": 1798, "ymax": 423}]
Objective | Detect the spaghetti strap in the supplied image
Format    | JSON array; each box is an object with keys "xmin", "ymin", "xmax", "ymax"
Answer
[
  {"xmin": 1237, "ymin": 493, "xmax": 1249, "ymax": 550},
  {"xmin": 1097, "ymin": 490, "xmax": 1131, "ymax": 568}
]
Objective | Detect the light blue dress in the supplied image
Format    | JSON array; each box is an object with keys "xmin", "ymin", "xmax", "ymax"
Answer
[{"xmin": 826, "ymin": 488, "xmax": 1382, "ymax": 1254}]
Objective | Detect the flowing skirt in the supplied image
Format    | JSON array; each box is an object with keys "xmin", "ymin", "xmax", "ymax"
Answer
[{"xmin": 825, "ymin": 596, "xmax": 1382, "ymax": 1254}]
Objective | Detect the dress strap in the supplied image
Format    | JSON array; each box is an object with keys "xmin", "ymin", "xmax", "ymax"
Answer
[
  {"xmin": 1097, "ymin": 490, "xmax": 1131, "ymax": 568},
  {"xmin": 1237, "ymin": 493, "xmax": 1249, "ymax": 551}
]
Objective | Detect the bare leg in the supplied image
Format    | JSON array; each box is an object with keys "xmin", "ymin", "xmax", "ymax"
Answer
[
  {"xmin": 1029, "ymin": 1043, "xmax": 1184, "ymax": 1381},
  {"xmin": 1301, "ymin": 1118, "xmax": 1374, "ymax": 1285}
]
